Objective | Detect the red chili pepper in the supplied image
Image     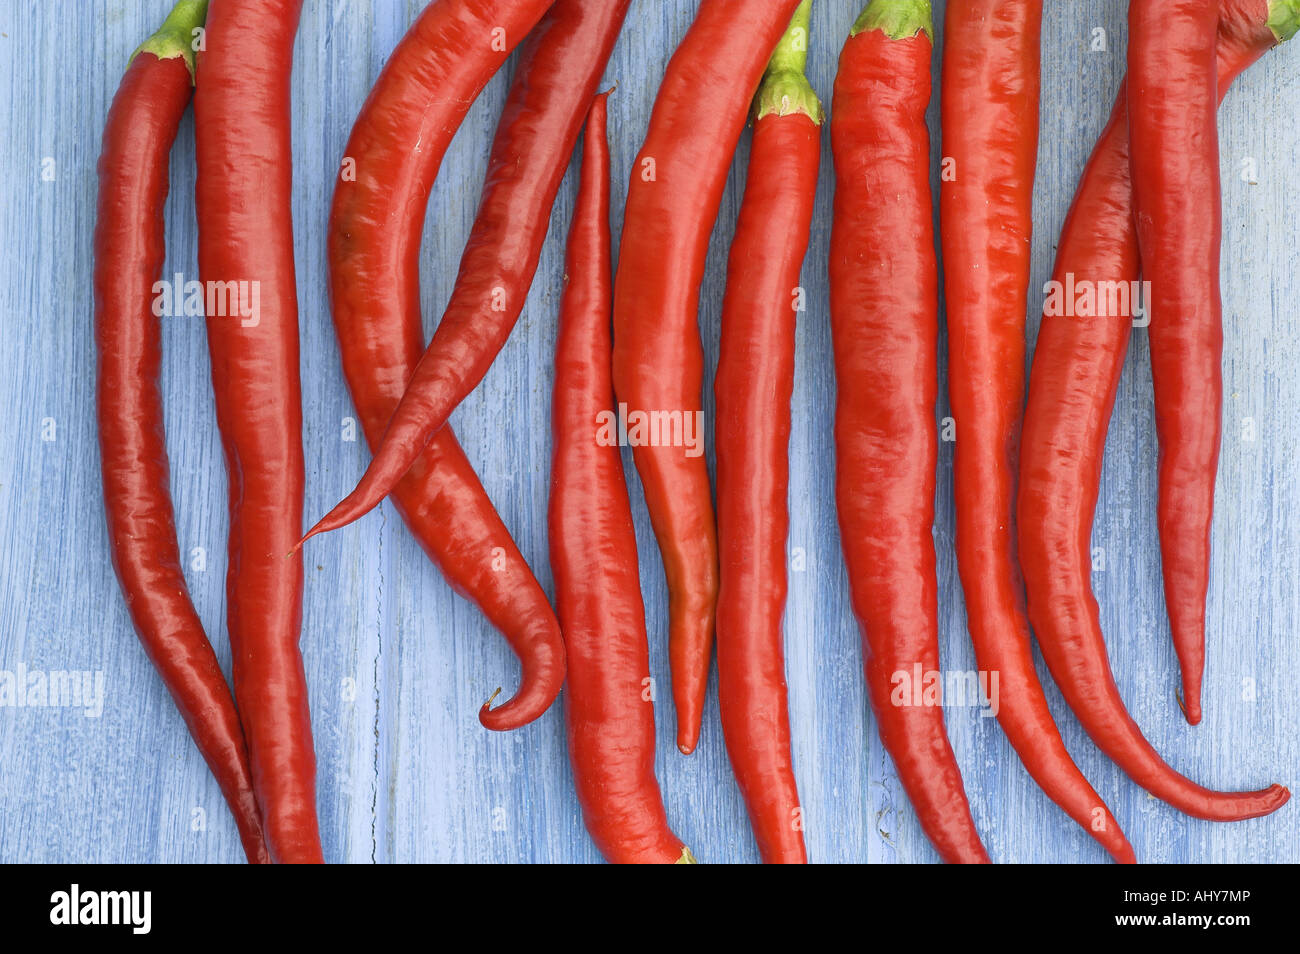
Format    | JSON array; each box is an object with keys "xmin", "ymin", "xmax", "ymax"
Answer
[
  {"xmin": 550, "ymin": 93, "xmax": 694, "ymax": 866},
  {"xmin": 194, "ymin": 0, "xmax": 321, "ymax": 864},
  {"xmin": 939, "ymin": 0, "xmax": 1138, "ymax": 863},
  {"xmin": 296, "ymin": 0, "xmax": 611, "ymax": 543},
  {"xmin": 714, "ymin": 1, "xmax": 819, "ymax": 865},
  {"xmin": 95, "ymin": 0, "xmax": 268, "ymax": 866},
  {"xmin": 606, "ymin": 0, "xmax": 804, "ymax": 756},
  {"xmin": 1019, "ymin": 0, "xmax": 1294, "ymax": 822},
  {"xmin": 1127, "ymin": 0, "xmax": 1222, "ymax": 726},
  {"xmin": 314, "ymin": 0, "xmax": 798, "ymax": 756},
  {"xmin": 831, "ymin": 0, "xmax": 989, "ymax": 865},
  {"xmin": 324, "ymin": 0, "xmax": 633, "ymax": 731}
]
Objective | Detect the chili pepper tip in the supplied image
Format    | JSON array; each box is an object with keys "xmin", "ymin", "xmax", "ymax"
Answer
[
  {"xmin": 290, "ymin": 523, "xmax": 326, "ymax": 554},
  {"xmin": 1262, "ymin": 785, "xmax": 1291, "ymax": 812},
  {"xmin": 1175, "ymin": 690, "xmax": 1203, "ymax": 726}
]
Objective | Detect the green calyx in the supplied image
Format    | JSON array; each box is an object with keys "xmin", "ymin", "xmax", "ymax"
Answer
[
  {"xmin": 851, "ymin": 0, "xmax": 934, "ymax": 42},
  {"xmin": 754, "ymin": 0, "xmax": 824, "ymax": 123},
  {"xmin": 129, "ymin": 0, "xmax": 209, "ymax": 82},
  {"xmin": 1269, "ymin": 0, "xmax": 1300, "ymax": 43},
  {"xmin": 675, "ymin": 847, "xmax": 699, "ymax": 864}
]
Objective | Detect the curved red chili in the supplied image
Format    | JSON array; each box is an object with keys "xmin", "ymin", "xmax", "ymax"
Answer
[
  {"xmin": 333, "ymin": 305, "xmax": 563, "ymax": 735},
  {"xmin": 939, "ymin": 0, "xmax": 1137, "ymax": 863},
  {"xmin": 831, "ymin": 0, "xmax": 989, "ymax": 865},
  {"xmin": 605, "ymin": 0, "xmax": 804, "ymax": 756},
  {"xmin": 316, "ymin": 0, "xmax": 563, "ymax": 728},
  {"xmin": 95, "ymin": 0, "xmax": 268, "ymax": 865},
  {"xmin": 1127, "ymin": 0, "xmax": 1222, "ymax": 726},
  {"xmin": 194, "ymin": 0, "xmax": 321, "ymax": 863},
  {"xmin": 714, "ymin": 0, "xmax": 818, "ymax": 865},
  {"xmin": 1019, "ymin": 0, "xmax": 1294, "ymax": 822},
  {"xmin": 324, "ymin": 0, "xmax": 634, "ymax": 732},
  {"xmin": 297, "ymin": 0, "xmax": 617, "ymax": 544},
  {"xmin": 550, "ymin": 93, "xmax": 694, "ymax": 866},
  {"xmin": 306, "ymin": 0, "xmax": 796, "ymax": 756}
]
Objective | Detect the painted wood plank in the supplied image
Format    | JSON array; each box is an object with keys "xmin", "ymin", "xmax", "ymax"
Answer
[{"xmin": 0, "ymin": 0, "xmax": 1295, "ymax": 863}]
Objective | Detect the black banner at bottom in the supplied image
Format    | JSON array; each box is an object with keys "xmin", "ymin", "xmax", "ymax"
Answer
[{"xmin": 0, "ymin": 863, "xmax": 1285, "ymax": 940}]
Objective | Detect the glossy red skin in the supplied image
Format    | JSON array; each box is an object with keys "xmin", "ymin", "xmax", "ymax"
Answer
[
  {"xmin": 95, "ymin": 49, "xmax": 269, "ymax": 865},
  {"xmin": 323, "ymin": 0, "xmax": 615, "ymax": 730},
  {"xmin": 714, "ymin": 112, "xmax": 817, "ymax": 864},
  {"xmin": 318, "ymin": 0, "xmax": 632, "ymax": 728},
  {"xmin": 1019, "ymin": 0, "xmax": 1290, "ymax": 822},
  {"xmin": 329, "ymin": 2, "xmax": 633, "ymax": 733},
  {"xmin": 1128, "ymin": 0, "xmax": 1223, "ymax": 726},
  {"xmin": 550, "ymin": 95, "xmax": 687, "ymax": 865},
  {"xmin": 831, "ymin": 25, "xmax": 988, "ymax": 866},
  {"xmin": 939, "ymin": 1, "xmax": 1137, "ymax": 863},
  {"xmin": 939, "ymin": 0, "xmax": 1047, "ymax": 832},
  {"xmin": 609, "ymin": 0, "xmax": 802, "ymax": 756},
  {"xmin": 302, "ymin": 0, "xmax": 620, "ymax": 541},
  {"xmin": 194, "ymin": 0, "xmax": 321, "ymax": 864}
]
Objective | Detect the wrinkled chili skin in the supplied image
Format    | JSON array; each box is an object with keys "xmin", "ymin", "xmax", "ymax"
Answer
[
  {"xmin": 938, "ymin": 0, "xmax": 1128, "ymax": 861},
  {"xmin": 610, "ymin": 0, "xmax": 803, "ymax": 756},
  {"xmin": 325, "ymin": 0, "xmax": 641, "ymax": 732},
  {"xmin": 938, "ymin": 0, "xmax": 1137, "ymax": 863},
  {"xmin": 301, "ymin": 0, "xmax": 618, "ymax": 545},
  {"xmin": 830, "ymin": 7, "xmax": 988, "ymax": 865},
  {"xmin": 551, "ymin": 94, "xmax": 691, "ymax": 866},
  {"xmin": 713, "ymin": 4, "xmax": 818, "ymax": 865},
  {"xmin": 95, "ymin": 6, "xmax": 268, "ymax": 864},
  {"xmin": 1019, "ymin": 0, "xmax": 1291, "ymax": 823},
  {"xmin": 194, "ymin": 0, "xmax": 321, "ymax": 864},
  {"xmin": 715, "ymin": 117, "xmax": 815, "ymax": 865},
  {"xmin": 939, "ymin": 0, "xmax": 1044, "ymax": 805},
  {"xmin": 1128, "ymin": 0, "xmax": 1223, "ymax": 726}
]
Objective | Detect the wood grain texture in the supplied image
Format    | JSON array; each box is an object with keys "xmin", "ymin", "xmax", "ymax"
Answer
[{"xmin": 0, "ymin": 0, "xmax": 1295, "ymax": 863}]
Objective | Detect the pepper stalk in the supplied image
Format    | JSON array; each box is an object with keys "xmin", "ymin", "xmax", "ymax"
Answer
[
  {"xmin": 130, "ymin": 0, "xmax": 209, "ymax": 81},
  {"xmin": 754, "ymin": 0, "xmax": 823, "ymax": 122},
  {"xmin": 852, "ymin": 0, "xmax": 934, "ymax": 42},
  {"xmin": 1269, "ymin": 0, "xmax": 1300, "ymax": 43}
]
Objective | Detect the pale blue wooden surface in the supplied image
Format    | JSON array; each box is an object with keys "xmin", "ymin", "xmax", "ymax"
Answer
[{"xmin": 0, "ymin": 0, "xmax": 1296, "ymax": 863}]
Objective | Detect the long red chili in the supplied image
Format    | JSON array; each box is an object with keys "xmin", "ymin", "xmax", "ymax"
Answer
[
  {"xmin": 95, "ymin": 0, "xmax": 268, "ymax": 865},
  {"xmin": 936, "ymin": 0, "xmax": 1133, "ymax": 859},
  {"xmin": 939, "ymin": 0, "xmax": 1136, "ymax": 863},
  {"xmin": 550, "ymin": 93, "xmax": 694, "ymax": 866},
  {"xmin": 194, "ymin": 0, "xmax": 321, "ymax": 863},
  {"xmin": 324, "ymin": 0, "xmax": 633, "ymax": 731},
  {"xmin": 297, "ymin": 0, "xmax": 617, "ymax": 544},
  {"xmin": 1127, "ymin": 0, "xmax": 1221, "ymax": 726},
  {"xmin": 830, "ymin": 0, "xmax": 988, "ymax": 865},
  {"xmin": 714, "ymin": 0, "xmax": 818, "ymax": 865},
  {"xmin": 605, "ymin": 0, "xmax": 804, "ymax": 756},
  {"xmin": 1019, "ymin": 0, "xmax": 1294, "ymax": 822}
]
